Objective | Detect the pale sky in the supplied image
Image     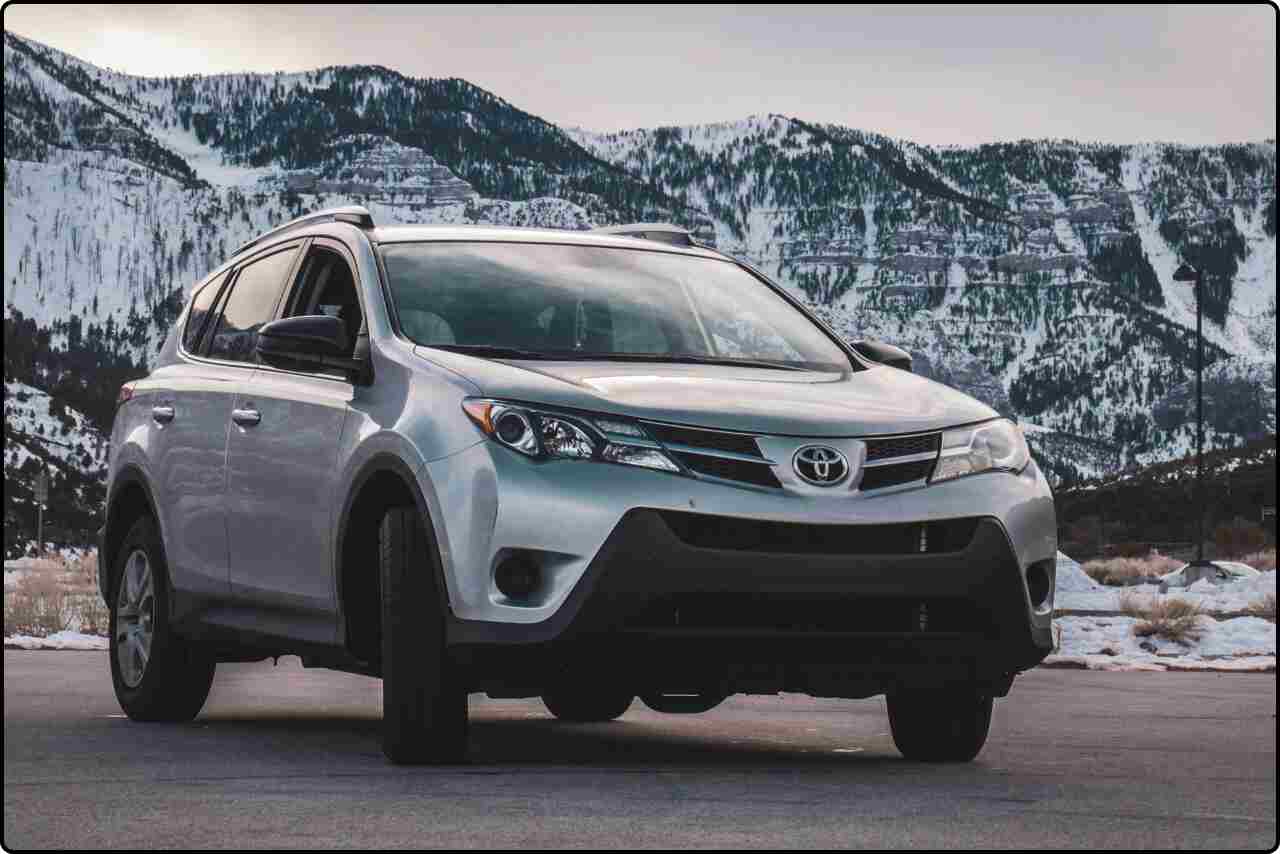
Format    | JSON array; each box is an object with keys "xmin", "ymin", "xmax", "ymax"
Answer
[{"xmin": 3, "ymin": 4, "xmax": 1275, "ymax": 145}]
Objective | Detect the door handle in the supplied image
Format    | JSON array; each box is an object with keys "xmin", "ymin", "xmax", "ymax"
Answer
[
  {"xmin": 231, "ymin": 408, "xmax": 261, "ymax": 427},
  {"xmin": 151, "ymin": 405, "xmax": 175, "ymax": 424}
]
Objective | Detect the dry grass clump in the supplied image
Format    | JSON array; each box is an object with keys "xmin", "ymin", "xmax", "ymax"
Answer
[
  {"xmin": 1119, "ymin": 590, "xmax": 1205, "ymax": 646},
  {"xmin": 4, "ymin": 565, "xmax": 68, "ymax": 637},
  {"xmin": 3, "ymin": 554, "xmax": 108, "ymax": 638},
  {"xmin": 1083, "ymin": 553, "xmax": 1182, "ymax": 586},
  {"xmin": 1245, "ymin": 593, "xmax": 1276, "ymax": 620}
]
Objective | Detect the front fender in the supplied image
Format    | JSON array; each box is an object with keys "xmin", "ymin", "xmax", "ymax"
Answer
[{"xmin": 330, "ymin": 421, "xmax": 483, "ymax": 620}]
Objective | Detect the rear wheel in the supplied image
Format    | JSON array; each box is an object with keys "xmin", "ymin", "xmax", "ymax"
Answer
[
  {"xmin": 542, "ymin": 688, "xmax": 633, "ymax": 722},
  {"xmin": 887, "ymin": 687, "xmax": 993, "ymax": 762},
  {"xmin": 379, "ymin": 506, "xmax": 468, "ymax": 764},
  {"xmin": 109, "ymin": 516, "xmax": 215, "ymax": 722},
  {"xmin": 639, "ymin": 690, "xmax": 727, "ymax": 714}
]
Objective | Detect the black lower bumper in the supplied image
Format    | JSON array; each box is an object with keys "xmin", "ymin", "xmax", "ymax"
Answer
[{"xmin": 449, "ymin": 509, "xmax": 1052, "ymax": 695}]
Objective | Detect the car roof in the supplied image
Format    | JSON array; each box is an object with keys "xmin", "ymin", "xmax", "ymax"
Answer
[
  {"xmin": 232, "ymin": 206, "xmax": 727, "ymax": 263},
  {"xmin": 367, "ymin": 223, "xmax": 727, "ymax": 261}
]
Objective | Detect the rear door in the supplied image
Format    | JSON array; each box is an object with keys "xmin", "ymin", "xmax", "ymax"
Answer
[
  {"xmin": 148, "ymin": 269, "xmax": 240, "ymax": 600},
  {"xmin": 225, "ymin": 238, "xmax": 361, "ymax": 621}
]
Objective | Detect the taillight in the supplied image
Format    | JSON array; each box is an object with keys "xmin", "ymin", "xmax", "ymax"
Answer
[{"xmin": 116, "ymin": 383, "xmax": 135, "ymax": 408}]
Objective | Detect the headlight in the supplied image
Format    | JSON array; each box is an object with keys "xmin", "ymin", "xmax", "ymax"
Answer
[
  {"xmin": 462, "ymin": 398, "xmax": 681, "ymax": 473},
  {"xmin": 930, "ymin": 418, "xmax": 1030, "ymax": 483}
]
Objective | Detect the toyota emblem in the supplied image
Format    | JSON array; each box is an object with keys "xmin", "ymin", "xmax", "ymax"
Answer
[{"xmin": 793, "ymin": 445, "xmax": 850, "ymax": 486}]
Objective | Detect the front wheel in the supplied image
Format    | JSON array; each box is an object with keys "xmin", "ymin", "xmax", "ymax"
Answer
[
  {"xmin": 109, "ymin": 516, "xmax": 215, "ymax": 722},
  {"xmin": 887, "ymin": 688, "xmax": 993, "ymax": 762},
  {"xmin": 379, "ymin": 506, "xmax": 468, "ymax": 764}
]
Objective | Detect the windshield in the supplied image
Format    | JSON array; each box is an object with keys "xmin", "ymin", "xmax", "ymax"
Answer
[{"xmin": 380, "ymin": 242, "xmax": 851, "ymax": 371}]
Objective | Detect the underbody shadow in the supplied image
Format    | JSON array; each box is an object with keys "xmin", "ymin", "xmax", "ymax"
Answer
[{"xmin": 180, "ymin": 710, "xmax": 929, "ymax": 771}]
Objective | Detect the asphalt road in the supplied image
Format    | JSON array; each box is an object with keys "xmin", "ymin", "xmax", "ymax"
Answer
[{"xmin": 3, "ymin": 652, "xmax": 1275, "ymax": 849}]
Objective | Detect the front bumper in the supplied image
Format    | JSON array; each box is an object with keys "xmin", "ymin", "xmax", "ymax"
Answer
[
  {"xmin": 451, "ymin": 510, "xmax": 1052, "ymax": 670},
  {"xmin": 421, "ymin": 440, "xmax": 1057, "ymax": 675}
]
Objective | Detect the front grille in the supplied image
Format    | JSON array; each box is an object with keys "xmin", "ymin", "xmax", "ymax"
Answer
[
  {"xmin": 860, "ymin": 458, "xmax": 936, "ymax": 490},
  {"xmin": 659, "ymin": 511, "xmax": 979, "ymax": 555},
  {"xmin": 865, "ymin": 432, "xmax": 940, "ymax": 462},
  {"xmin": 645, "ymin": 422, "xmax": 777, "ymax": 489},
  {"xmin": 860, "ymin": 432, "xmax": 940, "ymax": 489},
  {"xmin": 645, "ymin": 423, "xmax": 762, "ymax": 457},
  {"xmin": 624, "ymin": 593, "xmax": 986, "ymax": 635},
  {"xmin": 640, "ymin": 423, "xmax": 944, "ymax": 493},
  {"xmin": 673, "ymin": 453, "xmax": 782, "ymax": 488}
]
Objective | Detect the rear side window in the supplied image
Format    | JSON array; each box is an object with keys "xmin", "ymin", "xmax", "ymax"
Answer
[
  {"xmin": 207, "ymin": 246, "xmax": 299, "ymax": 363},
  {"xmin": 181, "ymin": 272, "xmax": 227, "ymax": 353}
]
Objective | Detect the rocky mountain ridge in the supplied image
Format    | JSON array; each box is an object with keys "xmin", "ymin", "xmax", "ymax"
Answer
[{"xmin": 3, "ymin": 30, "xmax": 1275, "ymax": 552}]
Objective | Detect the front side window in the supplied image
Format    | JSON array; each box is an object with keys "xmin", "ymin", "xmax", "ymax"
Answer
[
  {"xmin": 380, "ymin": 242, "xmax": 849, "ymax": 372},
  {"xmin": 207, "ymin": 246, "xmax": 299, "ymax": 363},
  {"xmin": 283, "ymin": 246, "xmax": 362, "ymax": 356}
]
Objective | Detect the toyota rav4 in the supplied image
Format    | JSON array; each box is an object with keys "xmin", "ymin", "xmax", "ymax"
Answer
[{"xmin": 100, "ymin": 206, "xmax": 1056, "ymax": 764}]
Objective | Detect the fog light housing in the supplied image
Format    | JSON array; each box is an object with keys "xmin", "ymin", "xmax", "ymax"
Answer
[
  {"xmin": 1026, "ymin": 559, "xmax": 1053, "ymax": 612},
  {"xmin": 494, "ymin": 553, "xmax": 541, "ymax": 600}
]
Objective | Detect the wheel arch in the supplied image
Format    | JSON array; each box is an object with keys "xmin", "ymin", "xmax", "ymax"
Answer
[
  {"xmin": 333, "ymin": 452, "xmax": 450, "ymax": 663},
  {"xmin": 100, "ymin": 466, "xmax": 169, "ymax": 602}
]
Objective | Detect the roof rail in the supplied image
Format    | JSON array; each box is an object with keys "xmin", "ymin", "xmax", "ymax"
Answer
[
  {"xmin": 591, "ymin": 222, "xmax": 698, "ymax": 248},
  {"xmin": 234, "ymin": 205, "xmax": 375, "ymax": 256}
]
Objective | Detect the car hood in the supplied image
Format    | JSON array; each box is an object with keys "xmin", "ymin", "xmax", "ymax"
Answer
[{"xmin": 414, "ymin": 348, "xmax": 999, "ymax": 437}]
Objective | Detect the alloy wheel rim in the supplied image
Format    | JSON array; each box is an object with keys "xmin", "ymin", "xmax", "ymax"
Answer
[{"xmin": 115, "ymin": 548, "xmax": 156, "ymax": 688}]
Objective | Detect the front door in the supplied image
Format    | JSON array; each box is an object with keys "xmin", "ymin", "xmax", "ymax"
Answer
[
  {"xmin": 225, "ymin": 371, "xmax": 351, "ymax": 615},
  {"xmin": 224, "ymin": 240, "xmax": 363, "ymax": 619}
]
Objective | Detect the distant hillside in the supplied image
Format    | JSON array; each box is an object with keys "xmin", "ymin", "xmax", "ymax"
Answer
[{"xmin": 1055, "ymin": 437, "xmax": 1277, "ymax": 558}]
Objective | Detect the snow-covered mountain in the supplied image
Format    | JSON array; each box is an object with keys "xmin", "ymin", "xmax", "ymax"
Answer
[{"xmin": 3, "ymin": 30, "xmax": 1276, "ymax": 552}]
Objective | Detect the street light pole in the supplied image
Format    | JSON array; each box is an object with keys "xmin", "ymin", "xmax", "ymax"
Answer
[
  {"xmin": 1173, "ymin": 263, "xmax": 1207, "ymax": 567},
  {"xmin": 1195, "ymin": 268, "xmax": 1204, "ymax": 563},
  {"xmin": 33, "ymin": 467, "xmax": 49, "ymax": 559}
]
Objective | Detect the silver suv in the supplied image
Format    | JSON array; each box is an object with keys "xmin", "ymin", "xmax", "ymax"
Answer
[{"xmin": 100, "ymin": 206, "xmax": 1056, "ymax": 764}]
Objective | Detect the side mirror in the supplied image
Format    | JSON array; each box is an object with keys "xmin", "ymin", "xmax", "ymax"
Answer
[
  {"xmin": 852, "ymin": 339, "xmax": 913, "ymax": 372},
  {"xmin": 258, "ymin": 315, "xmax": 350, "ymax": 361}
]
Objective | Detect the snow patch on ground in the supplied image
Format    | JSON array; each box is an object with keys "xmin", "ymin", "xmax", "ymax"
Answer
[
  {"xmin": 1047, "ymin": 553, "xmax": 1274, "ymax": 671},
  {"xmin": 4, "ymin": 631, "xmax": 107, "ymax": 651},
  {"xmin": 1055, "ymin": 551, "xmax": 1102, "ymax": 593},
  {"xmin": 1056, "ymin": 571, "xmax": 1276, "ymax": 614},
  {"xmin": 1046, "ymin": 614, "xmax": 1275, "ymax": 672}
]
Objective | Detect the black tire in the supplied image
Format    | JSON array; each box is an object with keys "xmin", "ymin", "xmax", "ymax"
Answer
[
  {"xmin": 887, "ymin": 688, "xmax": 994, "ymax": 762},
  {"xmin": 542, "ymin": 688, "xmax": 633, "ymax": 722},
  {"xmin": 109, "ymin": 515, "xmax": 215, "ymax": 722},
  {"xmin": 639, "ymin": 691, "xmax": 727, "ymax": 714},
  {"xmin": 379, "ymin": 506, "xmax": 468, "ymax": 764}
]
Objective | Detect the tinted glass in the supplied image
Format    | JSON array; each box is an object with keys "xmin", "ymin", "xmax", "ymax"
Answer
[
  {"xmin": 182, "ymin": 272, "xmax": 226, "ymax": 353},
  {"xmin": 284, "ymin": 248, "xmax": 362, "ymax": 354},
  {"xmin": 381, "ymin": 242, "xmax": 848, "ymax": 371},
  {"xmin": 207, "ymin": 247, "xmax": 298, "ymax": 363}
]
